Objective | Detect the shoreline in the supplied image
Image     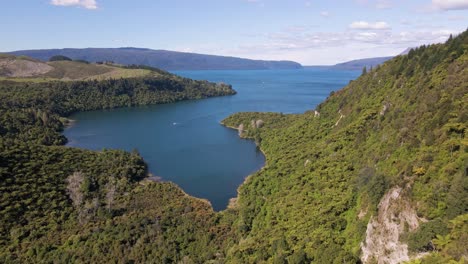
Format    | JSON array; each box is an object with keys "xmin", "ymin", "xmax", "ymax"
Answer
[
  {"xmin": 63, "ymin": 108, "xmax": 249, "ymax": 213},
  {"xmin": 62, "ymin": 103, "xmax": 262, "ymax": 214},
  {"xmin": 220, "ymin": 121, "xmax": 268, "ymax": 211},
  {"xmin": 63, "ymin": 118, "xmax": 76, "ymax": 129}
]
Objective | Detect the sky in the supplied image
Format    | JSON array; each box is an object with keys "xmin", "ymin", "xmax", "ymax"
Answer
[{"xmin": 1, "ymin": 0, "xmax": 467, "ymax": 65}]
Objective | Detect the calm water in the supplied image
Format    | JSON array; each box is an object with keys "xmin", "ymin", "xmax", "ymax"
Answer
[{"xmin": 64, "ymin": 68, "xmax": 360, "ymax": 210}]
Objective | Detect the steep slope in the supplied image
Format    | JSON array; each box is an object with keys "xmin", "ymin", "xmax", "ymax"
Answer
[
  {"xmin": 222, "ymin": 31, "xmax": 467, "ymax": 263},
  {"xmin": 8, "ymin": 48, "xmax": 303, "ymax": 70}
]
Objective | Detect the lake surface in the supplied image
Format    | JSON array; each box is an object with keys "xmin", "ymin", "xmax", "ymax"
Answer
[{"xmin": 64, "ymin": 68, "xmax": 360, "ymax": 210}]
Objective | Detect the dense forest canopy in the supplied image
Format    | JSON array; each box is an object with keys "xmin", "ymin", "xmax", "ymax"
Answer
[
  {"xmin": 0, "ymin": 30, "xmax": 467, "ymax": 263},
  {"xmin": 0, "ymin": 65, "xmax": 236, "ymax": 263},
  {"xmin": 222, "ymin": 30, "xmax": 467, "ymax": 263}
]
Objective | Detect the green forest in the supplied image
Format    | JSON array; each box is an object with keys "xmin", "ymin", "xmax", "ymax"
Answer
[
  {"xmin": 1, "ymin": 30, "xmax": 467, "ymax": 263},
  {"xmin": 222, "ymin": 30, "xmax": 467, "ymax": 263},
  {"xmin": 0, "ymin": 68, "xmax": 236, "ymax": 263}
]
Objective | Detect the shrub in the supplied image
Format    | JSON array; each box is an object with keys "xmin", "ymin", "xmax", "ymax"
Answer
[{"xmin": 406, "ymin": 219, "xmax": 449, "ymax": 252}]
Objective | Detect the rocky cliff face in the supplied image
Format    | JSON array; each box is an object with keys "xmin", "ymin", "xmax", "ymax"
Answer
[{"xmin": 361, "ymin": 186, "xmax": 426, "ymax": 264}]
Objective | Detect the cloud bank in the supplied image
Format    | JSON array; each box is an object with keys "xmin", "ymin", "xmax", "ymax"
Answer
[
  {"xmin": 432, "ymin": 0, "xmax": 468, "ymax": 10},
  {"xmin": 219, "ymin": 26, "xmax": 458, "ymax": 64},
  {"xmin": 320, "ymin": 11, "xmax": 330, "ymax": 17},
  {"xmin": 50, "ymin": 0, "xmax": 98, "ymax": 10}
]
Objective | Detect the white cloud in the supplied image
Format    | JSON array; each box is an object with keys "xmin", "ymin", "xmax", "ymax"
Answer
[
  {"xmin": 376, "ymin": 0, "xmax": 392, "ymax": 9},
  {"xmin": 349, "ymin": 21, "xmax": 391, "ymax": 30},
  {"xmin": 355, "ymin": 32, "xmax": 378, "ymax": 41},
  {"xmin": 355, "ymin": 0, "xmax": 369, "ymax": 5},
  {"xmin": 448, "ymin": 15, "xmax": 467, "ymax": 20},
  {"xmin": 432, "ymin": 0, "xmax": 468, "ymax": 10},
  {"xmin": 219, "ymin": 26, "xmax": 460, "ymax": 64},
  {"xmin": 320, "ymin": 11, "xmax": 330, "ymax": 17},
  {"xmin": 50, "ymin": 0, "xmax": 98, "ymax": 9},
  {"xmin": 355, "ymin": 0, "xmax": 392, "ymax": 9},
  {"xmin": 400, "ymin": 19, "xmax": 411, "ymax": 25}
]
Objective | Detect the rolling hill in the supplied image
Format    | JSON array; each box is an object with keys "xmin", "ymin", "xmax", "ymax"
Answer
[
  {"xmin": 8, "ymin": 48, "xmax": 303, "ymax": 71},
  {"xmin": 0, "ymin": 54, "xmax": 158, "ymax": 81}
]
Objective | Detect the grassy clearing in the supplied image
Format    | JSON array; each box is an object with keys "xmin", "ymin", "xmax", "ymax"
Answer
[
  {"xmin": 45, "ymin": 61, "xmax": 115, "ymax": 79},
  {"xmin": 0, "ymin": 59, "xmax": 154, "ymax": 82},
  {"xmin": 84, "ymin": 68, "xmax": 153, "ymax": 80}
]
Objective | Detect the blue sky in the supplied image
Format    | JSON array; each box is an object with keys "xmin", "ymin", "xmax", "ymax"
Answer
[{"xmin": 1, "ymin": 0, "xmax": 467, "ymax": 64}]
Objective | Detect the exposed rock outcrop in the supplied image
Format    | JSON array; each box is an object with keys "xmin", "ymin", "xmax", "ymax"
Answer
[
  {"xmin": 251, "ymin": 119, "xmax": 264, "ymax": 129},
  {"xmin": 361, "ymin": 187, "xmax": 426, "ymax": 264},
  {"xmin": 238, "ymin": 124, "xmax": 245, "ymax": 137},
  {"xmin": 334, "ymin": 109, "xmax": 345, "ymax": 127},
  {"xmin": 255, "ymin": 119, "xmax": 264, "ymax": 128},
  {"xmin": 380, "ymin": 103, "xmax": 391, "ymax": 116}
]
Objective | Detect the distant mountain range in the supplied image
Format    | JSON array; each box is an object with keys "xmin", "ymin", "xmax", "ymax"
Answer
[
  {"xmin": 8, "ymin": 48, "xmax": 302, "ymax": 71},
  {"xmin": 330, "ymin": 56, "xmax": 394, "ymax": 70},
  {"xmin": 8, "ymin": 47, "xmax": 414, "ymax": 71},
  {"xmin": 325, "ymin": 48, "xmax": 412, "ymax": 70}
]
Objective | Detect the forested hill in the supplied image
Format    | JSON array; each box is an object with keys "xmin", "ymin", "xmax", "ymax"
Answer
[
  {"xmin": 222, "ymin": 31, "xmax": 467, "ymax": 263},
  {"xmin": 0, "ymin": 57, "xmax": 236, "ymax": 144},
  {"xmin": 0, "ymin": 60, "xmax": 236, "ymax": 263},
  {"xmin": 8, "ymin": 48, "xmax": 303, "ymax": 70},
  {"xmin": 0, "ymin": 30, "xmax": 466, "ymax": 263}
]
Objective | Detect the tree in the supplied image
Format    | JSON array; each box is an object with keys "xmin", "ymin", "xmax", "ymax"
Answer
[
  {"xmin": 105, "ymin": 176, "xmax": 116, "ymax": 212},
  {"xmin": 66, "ymin": 171, "xmax": 84, "ymax": 208},
  {"xmin": 49, "ymin": 55, "xmax": 72, "ymax": 61},
  {"xmin": 362, "ymin": 66, "xmax": 367, "ymax": 75}
]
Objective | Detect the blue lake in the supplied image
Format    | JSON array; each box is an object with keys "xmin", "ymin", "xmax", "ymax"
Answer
[{"xmin": 64, "ymin": 68, "xmax": 360, "ymax": 210}]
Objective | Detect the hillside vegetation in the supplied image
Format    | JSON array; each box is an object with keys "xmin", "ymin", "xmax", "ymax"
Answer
[
  {"xmin": 0, "ymin": 63, "xmax": 237, "ymax": 263},
  {"xmin": 222, "ymin": 31, "xmax": 467, "ymax": 263},
  {"xmin": 0, "ymin": 30, "xmax": 466, "ymax": 263}
]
